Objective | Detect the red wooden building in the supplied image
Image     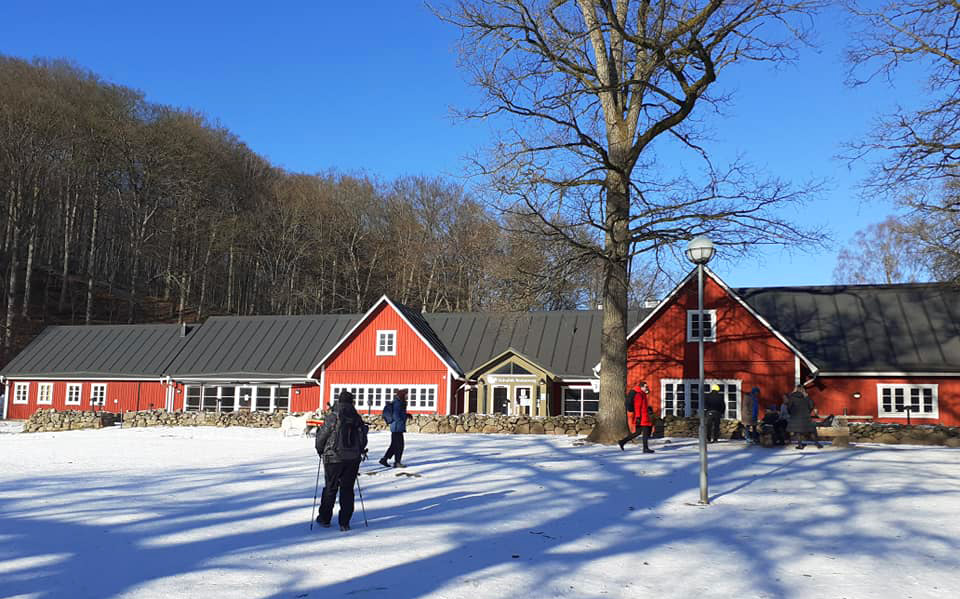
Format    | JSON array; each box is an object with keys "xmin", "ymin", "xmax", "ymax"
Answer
[
  {"xmin": 625, "ymin": 268, "xmax": 960, "ymax": 427},
  {"xmin": 4, "ymin": 276, "xmax": 959, "ymax": 427}
]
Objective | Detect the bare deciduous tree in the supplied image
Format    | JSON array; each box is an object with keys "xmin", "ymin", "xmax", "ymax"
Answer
[
  {"xmin": 438, "ymin": 0, "xmax": 825, "ymax": 443},
  {"xmin": 832, "ymin": 215, "xmax": 928, "ymax": 284},
  {"xmin": 845, "ymin": 1, "xmax": 960, "ymax": 283}
]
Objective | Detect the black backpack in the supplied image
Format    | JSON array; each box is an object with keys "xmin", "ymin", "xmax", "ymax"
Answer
[
  {"xmin": 333, "ymin": 413, "xmax": 368, "ymax": 461},
  {"xmin": 382, "ymin": 400, "xmax": 394, "ymax": 424}
]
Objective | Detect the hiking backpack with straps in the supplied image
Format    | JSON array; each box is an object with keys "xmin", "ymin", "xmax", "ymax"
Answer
[
  {"xmin": 333, "ymin": 413, "xmax": 368, "ymax": 461},
  {"xmin": 382, "ymin": 400, "xmax": 394, "ymax": 424}
]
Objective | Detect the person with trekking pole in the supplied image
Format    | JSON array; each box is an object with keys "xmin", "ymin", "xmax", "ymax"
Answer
[{"xmin": 313, "ymin": 391, "xmax": 368, "ymax": 531}]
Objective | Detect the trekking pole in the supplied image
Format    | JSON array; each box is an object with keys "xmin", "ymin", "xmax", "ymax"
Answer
[
  {"xmin": 309, "ymin": 457, "xmax": 322, "ymax": 530},
  {"xmin": 355, "ymin": 474, "xmax": 369, "ymax": 528}
]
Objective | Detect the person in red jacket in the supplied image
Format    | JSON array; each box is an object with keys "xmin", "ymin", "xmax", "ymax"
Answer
[{"xmin": 618, "ymin": 381, "xmax": 655, "ymax": 453}]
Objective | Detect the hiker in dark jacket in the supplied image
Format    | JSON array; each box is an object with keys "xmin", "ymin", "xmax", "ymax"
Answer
[
  {"xmin": 704, "ymin": 384, "xmax": 725, "ymax": 443},
  {"xmin": 315, "ymin": 391, "xmax": 367, "ymax": 530},
  {"xmin": 379, "ymin": 389, "xmax": 411, "ymax": 468},
  {"xmin": 786, "ymin": 385, "xmax": 822, "ymax": 450}
]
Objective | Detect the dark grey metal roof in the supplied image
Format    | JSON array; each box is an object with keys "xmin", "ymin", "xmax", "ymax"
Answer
[
  {"xmin": 0, "ymin": 324, "xmax": 195, "ymax": 378},
  {"xmin": 424, "ymin": 310, "xmax": 647, "ymax": 378},
  {"xmin": 736, "ymin": 283, "xmax": 960, "ymax": 373},
  {"xmin": 394, "ymin": 301, "xmax": 464, "ymax": 375},
  {"xmin": 164, "ymin": 314, "xmax": 359, "ymax": 379}
]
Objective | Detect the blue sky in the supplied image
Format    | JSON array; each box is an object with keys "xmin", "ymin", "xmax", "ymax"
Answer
[{"xmin": 0, "ymin": 1, "xmax": 919, "ymax": 289}]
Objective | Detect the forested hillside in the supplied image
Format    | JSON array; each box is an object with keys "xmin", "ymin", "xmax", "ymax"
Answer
[{"xmin": 0, "ymin": 55, "xmax": 661, "ymax": 365}]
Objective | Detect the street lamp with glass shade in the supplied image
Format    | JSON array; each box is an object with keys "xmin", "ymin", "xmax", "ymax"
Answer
[{"xmin": 685, "ymin": 235, "xmax": 714, "ymax": 505}]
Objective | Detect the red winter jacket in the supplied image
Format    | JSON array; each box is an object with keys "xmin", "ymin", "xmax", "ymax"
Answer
[{"xmin": 629, "ymin": 386, "xmax": 653, "ymax": 427}]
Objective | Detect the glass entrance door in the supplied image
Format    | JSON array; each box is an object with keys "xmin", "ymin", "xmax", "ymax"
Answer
[
  {"xmin": 493, "ymin": 387, "xmax": 509, "ymax": 414},
  {"xmin": 515, "ymin": 386, "xmax": 532, "ymax": 416}
]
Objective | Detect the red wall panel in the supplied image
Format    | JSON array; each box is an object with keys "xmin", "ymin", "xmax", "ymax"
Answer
[
  {"xmin": 4, "ymin": 380, "xmax": 170, "ymax": 419},
  {"xmin": 809, "ymin": 376, "xmax": 960, "ymax": 427},
  {"xmin": 291, "ymin": 384, "xmax": 322, "ymax": 413}
]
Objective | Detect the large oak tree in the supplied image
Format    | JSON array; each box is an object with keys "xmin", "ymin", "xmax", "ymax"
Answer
[{"xmin": 439, "ymin": 0, "xmax": 825, "ymax": 442}]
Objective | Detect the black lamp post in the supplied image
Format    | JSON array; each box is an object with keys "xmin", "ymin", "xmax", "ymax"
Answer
[{"xmin": 685, "ymin": 235, "xmax": 715, "ymax": 505}]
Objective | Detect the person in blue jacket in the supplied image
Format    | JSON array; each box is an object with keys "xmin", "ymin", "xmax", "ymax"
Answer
[{"xmin": 379, "ymin": 389, "xmax": 411, "ymax": 467}]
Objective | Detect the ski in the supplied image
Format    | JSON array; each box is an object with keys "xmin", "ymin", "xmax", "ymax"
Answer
[{"xmin": 362, "ymin": 466, "xmax": 393, "ymax": 475}]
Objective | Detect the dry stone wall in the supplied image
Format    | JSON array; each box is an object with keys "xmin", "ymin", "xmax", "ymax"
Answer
[
  {"xmin": 19, "ymin": 410, "xmax": 960, "ymax": 446},
  {"xmin": 123, "ymin": 410, "xmax": 286, "ymax": 428},
  {"xmin": 23, "ymin": 409, "xmax": 119, "ymax": 432},
  {"xmin": 360, "ymin": 413, "xmax": 597, "ymax": 436}
]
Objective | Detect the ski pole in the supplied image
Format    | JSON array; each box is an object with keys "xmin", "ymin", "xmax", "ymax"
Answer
[
  {"xmin": 355, "ymin": 473, "xmax": 369, "ymax": 528},
  {"xmin": 309, "ymin": 457, "xmax": 322, "ymax": 530}
]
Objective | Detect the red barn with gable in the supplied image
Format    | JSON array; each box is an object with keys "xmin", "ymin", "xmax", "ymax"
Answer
[
  {"xmin": 626, "ymin": 268, "xmax": 960, "ymax": 427},
  {"xmin": 311, "ymin": 296, "xmax": 464, "ymax": 415}
]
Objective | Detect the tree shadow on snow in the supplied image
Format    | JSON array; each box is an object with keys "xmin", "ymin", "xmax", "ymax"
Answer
[{"xmin": 0, "ymin": 431, "xmax": 957, "ymax": 599}]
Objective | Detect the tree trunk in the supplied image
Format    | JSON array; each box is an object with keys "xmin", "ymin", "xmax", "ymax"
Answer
[
  {"xmin": 21, "ymin": 183, "xmax": 39, "ymax": 319},
  {"xmin": 4, "ymin": 179, "xmax": 22, "ymax": 356},
  {"xmin": 58, "ymin": 177, "xmax": 77, "ymax": 313},
  {"xmin": 84, "ymin": 181, "xmax": 101, "ymax": 325},
  {"xmin": 587, "ymin": 168, "xmax": 632, "ymax": 443},
  {"xmin": 227, "ymin": 243, "xmax": 235, "ymax": 313}
]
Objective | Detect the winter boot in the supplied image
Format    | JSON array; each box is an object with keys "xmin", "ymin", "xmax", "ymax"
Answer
[{"xmin": 378, "ymin": 457, "xmax": 390, "ymax": 468}]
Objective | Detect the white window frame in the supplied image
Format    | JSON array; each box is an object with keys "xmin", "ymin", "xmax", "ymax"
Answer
[
  {"xmin": 687, "ymin": 309, "xmax": 717, "ymax": 342},
  {"xmin": 331, "ymin": 384, "xmax": 437, "ymax": 411},
  {"xmin": 183, "ymin": 384, "xmax": 291, "ymax": 413},
  {"xmin": 90, "ymin": 383, "xmax": 107, "ymax": 407},
  {"xmin": 66, "ymin": 383, "xmax": 82, "ymax": 406},
  {"xmin": 877, "ymin": 384, "xmax": 939, "ymax": 419},
  {"xmin": 37, "ymin": 383, "xmax": 53, "ymax": 405},
  {"xmin": 661, "ymin": 378, "xmax": 741, "ymax": 418},
  {"xmin": 13, "ymin": 382, "xmax": 29, "ymax": 404},
  {"xmin": 563, "ymin": 386, "xmax": 600, "ymax": 417},
  {"xmin": 376, "ymin": 330, "xmax": 397, "ymax": 356}
]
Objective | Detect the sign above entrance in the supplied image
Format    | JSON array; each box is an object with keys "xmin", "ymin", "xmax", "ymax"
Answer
[{"xmin": 487, "ymin": 374, "xmax": 538, "ymax": 385}]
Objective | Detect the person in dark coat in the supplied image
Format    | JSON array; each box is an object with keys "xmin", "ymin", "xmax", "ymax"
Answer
[
  {"xmin": 379, "ymin": 389, "xmax": 411, "ymax": 467},
  {"xmin": 315, "ymin": 391, "xmax": 367, "ymax": 530},
  {"xmin": 761, "ymin": 405, "xmax": 789, "ymax": 445},
  {"xmin": 618, "ymin": 381, "xmax": 655, "ymax": 453},
  {"xmin": 704, "ymin": 384, "xmax": 725, "ymax": 443},
  {"xmin": 786, "ymin": 385, "xmax": 822, "ymax": 449}
]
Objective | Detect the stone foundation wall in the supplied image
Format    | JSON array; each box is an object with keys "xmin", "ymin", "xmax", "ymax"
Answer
[
  {"xmin": 360, "ymin": 414, "xmax": 597, "ymax": 436},
  {"xmin": 849, "ymin": 423, "xmax": 960, "ymax": 447},
  {"xmin": 20, "ymin": 410, "xmax": 960, "ymax": 446},
  {"xmin": 123, "ymin": 410, "xmax": 286, "ymax": 428},
  {"xmin": 23, "ymin": 409, "xmax": 119, "ymax": 432}
]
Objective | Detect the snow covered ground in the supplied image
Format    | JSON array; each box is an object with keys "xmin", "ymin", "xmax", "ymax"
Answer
[{"xmin": 1, "ymin": 426, "xmax": 958, "ymax": 599}]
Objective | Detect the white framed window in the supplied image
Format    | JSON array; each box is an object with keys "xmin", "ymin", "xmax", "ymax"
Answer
[
  {"xmin": 13, "ymin": 382, "xmax": 30, "ymax": 404},
  {"xmin": 331, "ymin": 384, "xmax": 437, "ymax": 412},
  {"xmin": 661, "ymin": 379, "xmax": 740, "ymax": 418},
  {"xmin": 376, "ymin": 330, "xmax": 397, "ymax": 356},
  {"xmin": 563, "ymin": 386, "xmax": 599, "ymax": 416},
  {"xmin": 183, "ymin": 384, "xmax": 291, "ymax": 413},
  {"xmin": 90, "ymin": 384, "xmax": 106, "ymax": 406},
  {"xmin": 687, "ymin": 309, "xmax": 717, "ymax": 342},
  {"xmin": 37, "ymin": 383, "xmax": 53, "ymax": 405},
  {"xmin": 878, "ymin": 384, "xmax": 938, "ymax": 419},
  {"xmin": 66, "ymin": 383, "xmax": 82, "ymax": 406}
]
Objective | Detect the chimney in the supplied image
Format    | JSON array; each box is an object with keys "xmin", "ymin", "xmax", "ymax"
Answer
[{"xmin": 180, "ymin": 322, "xmax": 187, "ymax": 337}]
